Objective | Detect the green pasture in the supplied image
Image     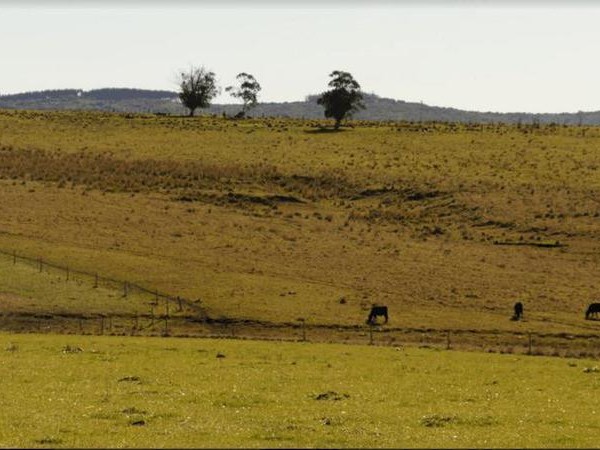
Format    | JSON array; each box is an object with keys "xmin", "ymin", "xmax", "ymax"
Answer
[{"xmin": 0, "ymin": 333, "xmax": 598, "ymax": 448}]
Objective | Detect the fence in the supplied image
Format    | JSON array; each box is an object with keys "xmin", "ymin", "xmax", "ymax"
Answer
[
  {"xmin": 0, "ymin": 247, "xmax": 205, "ymax": 319},
  {"xmin": 1, "ymin": 247, "xmax": 599, "ymax": 359}
]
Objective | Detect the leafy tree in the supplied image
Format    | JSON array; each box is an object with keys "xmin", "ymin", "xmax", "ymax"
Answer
[
  {"xmin": 317, "ymin": 70, "xmax": 365, "ymax": 130},
  {"xmin": 225, "ymin": 72, "xmax": 262, "ymax": 117},
  {"xmin": 178, "ymin": 66, "xmax": 219, "ymax": 117}
]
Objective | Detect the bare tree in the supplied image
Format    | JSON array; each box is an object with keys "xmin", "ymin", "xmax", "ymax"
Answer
[{"xmin": 178, "ymin": 66, "xmax": 219, "ymax": 117}]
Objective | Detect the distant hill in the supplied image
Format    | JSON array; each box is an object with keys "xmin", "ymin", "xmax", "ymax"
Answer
[
  {"xmin": 1, "ymin": 88, "xmax": 599, "ymax": 125},
  {"xmin": 0, "ymin": 88, "xmax": 180, "ymax": 115}
]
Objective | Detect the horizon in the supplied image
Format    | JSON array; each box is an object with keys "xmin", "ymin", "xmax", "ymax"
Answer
[
  {"xmin": 2, "ymin": 2, "xmax": 600, "ymax": 114},
  {"xmin": 3, "ymin": 86, "xmax": 600, "ymax": 116}
]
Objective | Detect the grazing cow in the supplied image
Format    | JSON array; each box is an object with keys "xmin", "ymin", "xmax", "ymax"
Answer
[
  {"xmin": 366, "ymin": 305, "xmax": 388, "ymax": 325},
  {"xmin": 585, "ymin": 303, "xmax": 600, "ymax": 320},
  {"xmin": 513, "ymin": 302, "xmax": 524, "ymax": 320}
]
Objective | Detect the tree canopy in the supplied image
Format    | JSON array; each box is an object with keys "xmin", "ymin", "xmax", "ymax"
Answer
[
  {"xmin": 178, "ymin": 66, "xmax": 219, "ymax": 117},
  {"xmin": 225, "ymin": 73, "xmax": 261, "ymax": 117},
  {"xmin": 317, "ymin": 70, "xmax": 365, "ymax": 129}
]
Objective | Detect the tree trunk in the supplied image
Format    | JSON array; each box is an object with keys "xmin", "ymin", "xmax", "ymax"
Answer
[
  {"xmin": 188, "ymin": 107, "xmax": 196, "ymax": 117},
  {"xmin": 334, "ymin": 118, "xmax": 341, "ymax": 130}
]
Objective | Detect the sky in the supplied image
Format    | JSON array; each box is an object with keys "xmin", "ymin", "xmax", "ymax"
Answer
[{"xmin": 2, "ymin": 1, "xmax": 600, "ymax": 113}]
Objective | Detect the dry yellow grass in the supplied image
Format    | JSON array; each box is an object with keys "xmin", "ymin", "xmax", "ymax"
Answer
[{"xmin": 0, "ymin": 110, "xmax": 599, "ymax": 344}]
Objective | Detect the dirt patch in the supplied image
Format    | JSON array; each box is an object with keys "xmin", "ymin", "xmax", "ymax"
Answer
[{"xmin": 313, "ymin": 391, "xmax": 350, "ymax": 401}]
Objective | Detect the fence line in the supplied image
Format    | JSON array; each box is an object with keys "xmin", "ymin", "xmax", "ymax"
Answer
[
  {"xmin": 3, "ymin": 312, "xmax": 600, "ymax": 358},
  {"xmin": 0, "ymin": 247, "xmax": 205, "ymax": 318},
  {"xmin": 0, "ymin": 247, "xmax": 599, "ymax": 359}
]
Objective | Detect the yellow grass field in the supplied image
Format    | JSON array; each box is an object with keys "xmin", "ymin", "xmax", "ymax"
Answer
[{"xmin": 0, "ymin": 109, "xmax": 599, "ymax": 348}]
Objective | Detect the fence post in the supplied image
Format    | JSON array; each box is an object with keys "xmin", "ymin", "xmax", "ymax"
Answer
[
  {"xmin": 297, "ymin": 318, "xmax": 306, "ymax": 342},
  {"xmin": 446, "ymin": 330, "xmax": 451, "ymax": 350},
  {"xmin": 66, "ymin": 267, "xmax": 69, "ymax": 281},
  {"xmin": 150, "ymin": 306, "xmax": 155, "ymax": 326},
  {"xmin": 123, "ymin": 282, "xmax": 128, "ymax": 297},
  {"xmin": 164, "ymin": 316, "xmax": 169, "ymax": 335},
  {"xmin": 177, "ymin": 296, "xmax": 183, "ymax": 312},
  {"xmin": 165, "ymin": 297, "xmax": 170, "ymax": 317}
]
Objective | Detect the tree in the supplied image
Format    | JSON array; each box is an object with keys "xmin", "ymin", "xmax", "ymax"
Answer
[
  {"xmin": 225, "ymin": 72, "xmax": 261, "ymax": 117},
  {"xmin": 317, "ymin": 70, "xmax": 365, "ymax": 130},
  {"xmin": 178, "ymin": 66, "xmax": 219, "ymax": 117}
]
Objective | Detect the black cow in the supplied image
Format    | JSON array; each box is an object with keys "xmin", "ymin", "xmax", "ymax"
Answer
[
  {"xmin": 366, "ymin": 305, "xmax": 388, "ymax": 325},
  {"xmin": 513, "ymin": 302, "xmax": 524, "ymax": 320},
  {"xmin": 585, "ymin": 303, "xmax": 600, "ymax": 320}
]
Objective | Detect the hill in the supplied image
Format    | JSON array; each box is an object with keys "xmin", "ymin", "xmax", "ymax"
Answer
[
  {"xmin": 0, "ymin": 109, "xmax": 599, "ymax": 355},
  {"xmin": 1, "ymin": 88, "xmax": 600, "ymax": 124}
]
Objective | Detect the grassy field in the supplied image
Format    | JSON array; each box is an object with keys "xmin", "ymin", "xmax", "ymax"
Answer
[
  {"xmin": 1, "ymin": 332, "xmax": 600, "ymax": 448},
  {"xmin": 0, "ymin": 110, "xmax": 599, "ymax": 339},
  {"xmin": 1, "ymin": 109, "xmax": 600, "ymax": 447}
]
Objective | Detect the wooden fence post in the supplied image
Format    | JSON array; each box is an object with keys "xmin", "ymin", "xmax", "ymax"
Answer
[
  {"xmin": 164, "ymin": 316, "xmax": 169, "ymax": 335},
  {"xmin": 177, "ymin": 296, "xmax": 183, "ymax": 312},
  {"xmin": 297, "ymin": 318, "xmax": 306, "ymax": 342}
]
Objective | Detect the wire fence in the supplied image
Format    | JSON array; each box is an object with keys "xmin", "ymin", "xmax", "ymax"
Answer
[
  {"xmin": 0, "ymin": 247, "xmax": 205, "ymax": 318},
  {"xmin": 1, "ymin": 247, "xmax": 600, "ymax": 359}
]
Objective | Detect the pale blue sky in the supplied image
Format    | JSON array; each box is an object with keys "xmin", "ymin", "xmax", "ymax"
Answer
[{"xmin": 1, "ymin": 2, "xmax": 600, "ymax": 113}]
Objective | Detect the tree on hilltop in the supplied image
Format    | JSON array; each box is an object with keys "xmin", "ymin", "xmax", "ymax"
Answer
[
  {"xmin": 225, "ymin": 73, "xmax": 261, "ymax": 118},
  {"xmin": 317, "ymin": 70, "xmax": 365, "ymax": 130},
  {"xmin": 178, "ymin": 66, "xmax": 220, "ymax": 117}
]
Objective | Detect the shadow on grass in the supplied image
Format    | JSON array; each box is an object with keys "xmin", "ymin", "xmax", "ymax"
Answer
[{"xmin": 303, "ymin": 128, "xmax": 348, "ymax": 134}]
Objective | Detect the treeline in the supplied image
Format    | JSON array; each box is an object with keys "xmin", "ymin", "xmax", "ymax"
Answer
[{"xmin": 2, "ymin": 89, "xmax": 600, "ymax": 125}]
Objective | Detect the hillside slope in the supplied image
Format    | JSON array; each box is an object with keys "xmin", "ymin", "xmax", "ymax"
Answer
[{"xmin": 0, "ymin": 110, "xmax": 599, "ymax": 350}]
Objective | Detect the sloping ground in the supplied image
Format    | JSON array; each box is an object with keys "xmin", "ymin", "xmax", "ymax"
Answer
[{"xmin": 0, "ymin": 111, "xmax": 599, "ymax": 352}]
